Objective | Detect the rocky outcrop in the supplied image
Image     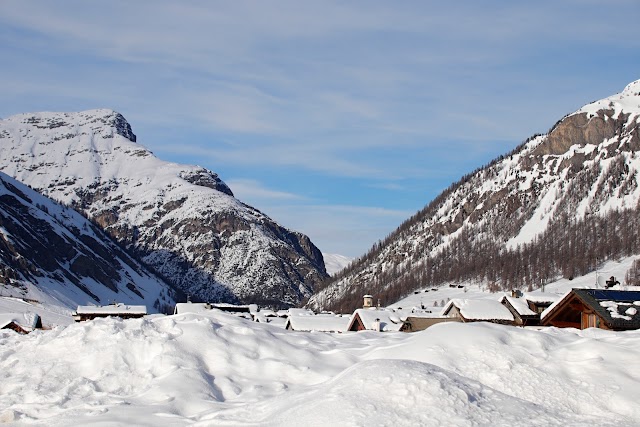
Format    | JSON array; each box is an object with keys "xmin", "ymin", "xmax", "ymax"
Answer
[{"xmin": 0, "ymin": 172, "xmax": 176, "ymax": 310}]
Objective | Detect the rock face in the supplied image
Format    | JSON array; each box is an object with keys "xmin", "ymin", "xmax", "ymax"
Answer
[
  {"xmin": 310, "ymin": 80, "xmax": 640, "ymax": 311},
  {"xmin": 0, "ymin": 171, "xmax": 177, "ymax": 311},
  {"xmin": 0, "ymin": 109, "xmax": 327, "ymax": 307}
]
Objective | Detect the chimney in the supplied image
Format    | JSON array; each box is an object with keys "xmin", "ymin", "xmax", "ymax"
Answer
[{"xmin": 363, "ymin": 294, "xmax": 373, "ymax": 308}]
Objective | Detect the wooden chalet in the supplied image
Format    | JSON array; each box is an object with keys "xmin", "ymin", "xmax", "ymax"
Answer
[
  {"xmin": 285, "ymin": 314, "xmax": 350, "ymax": 332},
  {"xmin": 441, "ymin": 299, "xmax": 515, "ymax": 325},
  {"xmin": 73, "ymin": 303, "xmax": 147, "ymax": 322},
  {"xmin": 173, "ymin": 302, "xmax": 258, "ymax": 319},
  {"xmin": 400, "ymin": 316, "xmax": 460, "ymax": 332},
  {"xmin": 500, "ymin": 296, "xmax": 539, "ymax": 326},
  {"xmin": 541, "ymin": 289, "xmax": 640, "ymax": 331},
  {"xmin": 522, "ymin": 293, "xmax": 559, "ymax": 315},
  {"xmin": 0, "ymin": 312, "xmax": 42, "ymax": 334},
  {"xmin": 347, "ymin": 309, "xmax": 404, "ymax": 332}
]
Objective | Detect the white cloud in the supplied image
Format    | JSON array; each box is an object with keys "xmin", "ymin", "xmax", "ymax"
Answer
[
  {"xmin": 225, "ymin": 179, "xmax": 305, "ymax": 201},
  {"xmin": 259, "ymin": 203, "xmax": 413, "ymax": 258},
  {"xmin": 2, "ymin": 0, "xmax": 639, "ymax": 257}
]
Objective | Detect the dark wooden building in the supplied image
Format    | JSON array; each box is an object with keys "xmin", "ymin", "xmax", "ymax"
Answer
[{"xmin": 541, "ymin": 289, "xmax": 640, "ymax": 331}]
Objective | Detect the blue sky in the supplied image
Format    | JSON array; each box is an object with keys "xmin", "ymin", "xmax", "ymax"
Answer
[{"xmin": 1, "ymin": 1, "xmax": 639, "ymax": 257}]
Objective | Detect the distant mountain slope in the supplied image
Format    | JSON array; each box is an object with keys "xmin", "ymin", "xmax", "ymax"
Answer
[
  {"xmin": 323, "ymin": 253, "xmax": 352, "ymax": 276},
  {"xmin": 310, "ymin": 79, "xmax": 640, "ymax": 312},
  {"xmin": 0, "ymin": 171, "xmax": 176, "ymax": 312},
  {"xmin": 0, "ymin": 110, "xmax": 327, "ymax": 307}
]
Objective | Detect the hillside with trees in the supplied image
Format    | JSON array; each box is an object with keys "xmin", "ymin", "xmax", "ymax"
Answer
[{"xmin": 309, "ymin": 80, "xmax": 640, "ymax": 313}]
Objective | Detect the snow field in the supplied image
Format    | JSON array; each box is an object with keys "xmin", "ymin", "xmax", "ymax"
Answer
[{"xmin": 1, "ymin": 309, "xmax": 639, "ymax": 426}]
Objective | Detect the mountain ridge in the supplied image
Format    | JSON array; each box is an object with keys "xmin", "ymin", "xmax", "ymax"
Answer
[
  {"xmin": 0, "ymin": 170, "xmax": 177, "ymax": 311},
  {"xmin": 309, "ymin": 79, "xmax": 640, "ymax": 312},
  {"xmin": 0, "ymin": 109, "xmax": 327, "ymax": 307}
]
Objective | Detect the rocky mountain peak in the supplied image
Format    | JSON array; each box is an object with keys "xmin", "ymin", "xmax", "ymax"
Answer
[
  {"xmin": 622, "ymin": 79, "xmax": 640, "ymax": 96},
  {"xmin": 531, "ymin": 80, "xmax": 640, "ymax": 158},
  {"xmin": 0, "ymin": 109, "xmax": 327, "ymax": 307}
]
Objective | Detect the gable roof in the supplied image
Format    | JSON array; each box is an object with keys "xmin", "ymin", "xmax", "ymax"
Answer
[
  {"xmin": 0, "ymin": 312, "xmax": 40, "ymax": 331},
  {"xmin": 349, "ymin": 309, "xmax": 404, "ymax": 332},
  {"xmin": 285, "ymin": 314, "xmax": 350, "ymax": 332},
  {"xmin": 442, "ymin": 299, "xmax": 514, "ymax": 321},
  {"xmin": 0, "ymin": 312, "xmax": 42, "ymax": 332},
  {"xmin": 522, "ymin": 292, "xmax": 560, "ymax": 305},
  {"xmin": 501, "ymin": 296, "xmax": 537, "ymax": 317},
  {"xmin": 76, "ymin": 304, "xmax": 147, "ymax": 315},
  {"xmin": 174, "ymin": 302, "xmax": 212, "ymax": 314},
  {"xmin": 0, "ymin": 313, "xmax": 23, "ymax": 330},
  {"xmin": 567, "ymin": 289, "xmax": 640, "ymax": 329}
]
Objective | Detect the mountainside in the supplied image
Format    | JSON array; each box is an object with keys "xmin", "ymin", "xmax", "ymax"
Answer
[
  {"xmin": 310, "ymin": 80, "xmax": 640, "ymax": 312},
  {"xmin": 322, "ymin": 253, "xmax": 352, "ymax": 276},
  {"xmin": 0, "ymin": 171, "xmax": 176, "ymax": 312},
  {"xmin": 0, "ymin": 110, "xmax": 327, "ymax": 307}
]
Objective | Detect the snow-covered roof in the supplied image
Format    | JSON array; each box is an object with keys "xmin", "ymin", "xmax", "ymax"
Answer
[
  {"xmin": 286, "ymin": 314, "xmax": 350, "ymax": 332},
  {"xmin": 259, "ymin": 309, "xmax": 277, "ymax": 317},
  {"xmin": 443, "ymin": 299, "xmax": 514, "ymax": 321},
  {"xmin": 501, "ymin": 296, "xmax": 537, "ymax": 317},
  {"xmin": 76, "ymin": 304, "xmax": 147, "ymax": 315},
  {"xmin": 0, "ymin": 312, "xmax": 39, "ymax": 330},
  {"xmin": 287, "ymin": 308, "xmax": 315, "ymax": 317},
  {"xmin": 523, "ymin": 292, "xmax": 560, "ymax": 304},
  {"xmin": 542, "ymin": 289, "xmax": 640, "ymax": 329},
  {"xmin": 350, "ymin": 308, "xmax": 404, "ymax": 332},
  {"xmin": 258, "ymin": 316, "xmax": 287, "ymax": 328},
  {"xmin": 174, "ymin": 302, "xmax": 212, "ymax": 314},
  {"xmin": 540, "ymin": 290, "xmax": 572, "ymax": 320},
  {"xmin": 0, "ymin": 314, "xmax": 23, "ymax": 330}
]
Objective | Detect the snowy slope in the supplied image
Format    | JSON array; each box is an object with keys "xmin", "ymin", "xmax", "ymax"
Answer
[
  {"xmin": 0, "ymin": 311, "xmax": 638, "ymax": 425},
  {"xmin": 0, "ymin": 171, "xmax": 176, "ymax": 314},
  {"xmin": 310, "ymin": 79, "xmax": 640, "ymax": 310},
  {"xmin": 322, "ymin": 253, "xmax": 352, "ymax": 275},
  {"xmin": 0, "ymin": 110, "xmax": 327, "ymax": 307},
  {"xmin": 0, "ymin": 297, "xmax": 74, "ymax": 327},
  {"xmin": 388, "ymin": 256, "xmax": 639, "ymax": 313}
]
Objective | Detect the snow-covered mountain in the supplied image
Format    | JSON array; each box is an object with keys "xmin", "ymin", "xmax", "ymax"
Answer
[
  {"xmin": 0, "ymin": 110, "xmax": 327, "ymax": 307},
  {"xmin": 310, "ymin": 79, "xmax": 640, "ymax": 311},
  {"xmin": 323, "ymin": 253, "xmax": 352, "ymax": 275},
  {"xmin": 0, "ymin": 171, "xmax": 176, "ymax": 312}
]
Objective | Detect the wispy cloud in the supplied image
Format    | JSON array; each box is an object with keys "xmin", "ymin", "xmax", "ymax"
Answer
[
  {"xmin": 1, "ymin": 0, "xmax": 639, "ymax": 256},
  {"xmin": 258, "ymin": 203, "xmax": 413, "ymax": 257},
  {"xmin": 225, "ymin": 179, "xmax": 306, "ymax": 201}
]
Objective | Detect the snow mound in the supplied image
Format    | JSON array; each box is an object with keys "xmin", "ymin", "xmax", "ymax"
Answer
[
  {"xmin": 1, "ymin": 312, "xmax": 639, "ymax": 426},
  {"xmin": 367, "ymin": 322, "xmax": 640, "ymax": 423},
  {"xmin": 231, "ymin": 359, "xmax": 578, "ymax": 427}
]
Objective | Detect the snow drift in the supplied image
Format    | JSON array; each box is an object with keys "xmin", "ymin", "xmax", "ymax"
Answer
[{"xmin": 1, "ymin": 311, "xmax": 638, "ymax": 426}]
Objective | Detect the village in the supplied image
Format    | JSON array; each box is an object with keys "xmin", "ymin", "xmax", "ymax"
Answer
[
  {"xmin": 3, "ymin": 260, "xmax": 640, "ymax": 425},
  {"xmin": 4, "ymin": 267, "xmax": 640, "ymax": 336}
]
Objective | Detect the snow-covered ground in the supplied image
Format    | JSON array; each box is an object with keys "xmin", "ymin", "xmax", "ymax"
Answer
[
  {"xmin": 2, "ymin": 256, "xmax": 640, "ymax": 425},
  {"xmin": 0, "ymin": 297, "xmax": 73, "ymax": 328},
  {"xmin": 389, "ymin": 256, "xmax": 639, "ymax": 312},
  {"xmin": 1, "ymin": 308, "xmax": 639, "ymax": 426}
]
